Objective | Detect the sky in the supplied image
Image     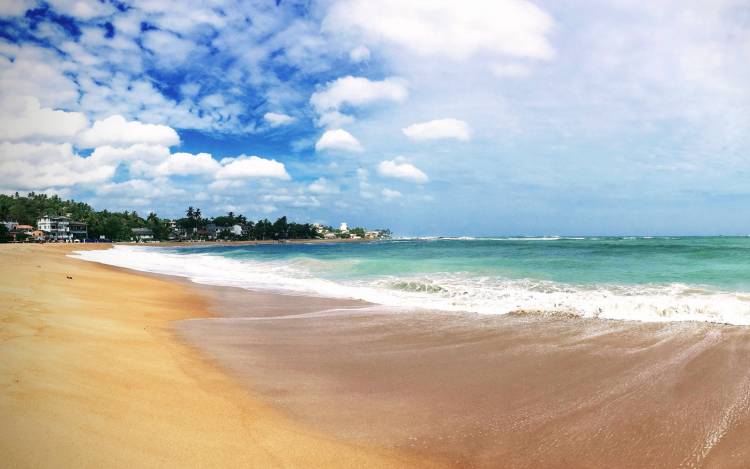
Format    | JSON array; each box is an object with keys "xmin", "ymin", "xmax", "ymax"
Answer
[{"xmin": 0, "ymin": 0, "xmax": 749, "ymax": 236}]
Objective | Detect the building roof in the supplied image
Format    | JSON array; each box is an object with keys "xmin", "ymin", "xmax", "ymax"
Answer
[{"xmin": 131, "ymin": 228, "xmax": 154, "ymax": 235}]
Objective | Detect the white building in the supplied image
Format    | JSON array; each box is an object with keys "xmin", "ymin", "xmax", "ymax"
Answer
[
  {"xmin": 37, "ymin": 215, "xmax": 71, "ymax": 241},
  {"xmin": 131, "ymin": 228, "xmax": 154, "ymax": 241},
  {"xmin": 230, "ymin": 224, "xmax": 243, "ymax": 236},
  {"xmin": 339, "ymin": 222, "xmax": 348, "ymax": 232},
  {"xmin": 2, "ymin": 221, "xmax": 18, "ymax": 231}
]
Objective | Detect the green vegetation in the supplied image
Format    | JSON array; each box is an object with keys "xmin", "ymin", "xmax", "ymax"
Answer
[{"xmin": 0, "ymin": 192, "xmax": 324, "ymax": 242}]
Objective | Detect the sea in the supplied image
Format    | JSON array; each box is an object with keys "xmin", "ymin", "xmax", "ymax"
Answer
[{"xmin": 72, "ymin": 236, "xmax": 750, "ymax": 325}]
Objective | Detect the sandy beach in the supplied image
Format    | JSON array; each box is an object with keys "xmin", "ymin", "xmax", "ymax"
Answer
[
  {"xmin": 0, "ymin": 244, "xmax": 425, "ymax": 468},
  {"xmin": 2, "ymin": 244, "xmax": 750, "ymax": 468},
  {"xmin": 178, "ymin": 289, "xmax": 750, "ymax": 468}
]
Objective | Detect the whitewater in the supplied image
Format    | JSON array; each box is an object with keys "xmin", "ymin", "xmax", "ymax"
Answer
[{"xmin": 71, "ymin": 237, "xmax": 750, "ymax": 325}]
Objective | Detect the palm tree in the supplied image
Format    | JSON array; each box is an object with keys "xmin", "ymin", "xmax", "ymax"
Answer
[
  {"xmin": 194, "ymin": 208, "xmax": 202, "ymax": 220},
  {"xmin": 186, "ymin": 206, "xmax": 194, "ymax": 219}
]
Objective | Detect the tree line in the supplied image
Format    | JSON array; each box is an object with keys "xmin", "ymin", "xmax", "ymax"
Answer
[{"xmin": 0, "ymin": 192, "xmax": 322, "ymax": 242}]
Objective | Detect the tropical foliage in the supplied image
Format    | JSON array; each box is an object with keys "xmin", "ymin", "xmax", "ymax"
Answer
[{"xmin": 0, "ymin": 192, "xmax": 323, "ymax": 242}]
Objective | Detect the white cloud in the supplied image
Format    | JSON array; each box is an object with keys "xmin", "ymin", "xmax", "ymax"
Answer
[
  {"xmin": 381, "ymin": 188, "xmax": 402, "ymax": 200},
  {"xmin": 47, "ymin": 0, "xmax": 115, "ymax": 19},
  {"xmin": 0, "ymin": 52, "xmax": 79, "ymax": 108},
  {"xmin": 308, "ymin": 177, "xmax": 340, "ymax": 194},
  {"xmin": 77, "ymin": 115, "xmax": 180, "ymax": 148},
  {"xmin": 402, "ymin": 118, "xmax": 471, "ymax": 141},
  {"xmin": 215, "ymin": 155, "xmax": 291, "ymax": 180},
  {"xmin": 491, "ymin": 63, "xmax": 532, "ymax": 78},
  {"xmin": 141, "ymin": 30, "xmax": 196, "ymax": 67},
  {"xmin": 310, "ymin": 76, "xmax": 408, "ymax": 113},
  {"xmin": 0, "ymin": 142, "xmax": 116, "ymax": 190},
  {"xmin": 315, "ymin": 129, "xmax": 364, "ymax": 153},
  {"xmin": 377, "ymin": 158, "xmax": 429, "ymax": 183},
  {"xmin": 264, "ymin": 112, "xmax": 295, "ymax": 127},
  {"xmin": 96, "ymin": 178, "xmax": 186, "ymax": 200},
  {"xmin": 349, "ymin": 45, "xmax": 371, "ymax": 62},
  {"xmin": 316, "ymin": 110, "xmax": 355, "ymax": 128},
  {"xmin": 0, "ymin": 0, "xmax": 35, "ymax": 16},
  {"xmin": 324, "ymin": 0, "xmax": 554, "ymax": 61},
  {"xmin": 261, "ymin": 194, "xmax": 321, "ymax": 208},
  {"xmin": 0, "ymin": 96, "xmax": 88, "ymax": 142},
  {"xmin": 156, "ymin": 152, "xmax": 220, "ymax": 177}
]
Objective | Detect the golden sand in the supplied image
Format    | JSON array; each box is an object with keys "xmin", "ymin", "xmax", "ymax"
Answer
[{"xmin": 0, "ymin": 244, "xmax": 426, "ymax": 468}]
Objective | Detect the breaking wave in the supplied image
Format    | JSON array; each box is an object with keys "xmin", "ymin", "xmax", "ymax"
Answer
[{"xmin": 71, "ymin": 245, "xmax": 750, "ymax": 325}]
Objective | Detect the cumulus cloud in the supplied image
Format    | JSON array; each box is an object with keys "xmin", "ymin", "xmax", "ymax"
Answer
[
  {"xmin": 381, "ymin": 188, "xmax": 402, "ymax": 200},
  {"xmin": 323, "ymin": 0, "xmax": 554, "ymax": 61},
  {"xmin": 96, "ymin": 178, "xmax": 186, "ymax": 202},
  {"xmin": 0, "ymin": 53, "xmax": 79, "ymax": 108},
  {"xmin": 77, "ymin": 115, "xmax": 180, "ymax": 148},
  {"xmin": 264, "ymin": 112, "xmax": 295, "ymax": 127},
  {"xmin": 315, "ymin": 129, "xmax": 364, "ymax": 153},
  {"xmin": 215, "ymin": 155, "xmax": 291, "ymax": 180},
  {"xmin": 310, "ymin": 76, "xmax": 408, "ymax": 114},
  {"xmin": 316, "ymin": 110, "xmax": 355, "ymax": 129},
  {"xmin": 308, "ymin": 177, "xmax": 340, "ymax": 194},
  {"xmin": 402, "ymin": 118, "xmax": 471, "ymax": 141},
  {"xmin": 0, "ymin": 142, "xmax": 115, "ymax": 190},
  {"xmin": 349, "ymin": 45, "xmax": 371, "ymax": 62},
  {"xmin": 377, "ymin": 158, "xmax": 429, "ymax": 183},
  {"xmin": 156, "ymin": 152, "xmax": 220, "ymax": 177},
  {"xmin": 0, "ymin": 96, "xmax": 88, "ymax": 142}
]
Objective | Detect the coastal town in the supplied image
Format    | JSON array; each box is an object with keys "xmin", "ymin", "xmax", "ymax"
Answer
[{"xmin": 0, "ymin": 193, "xmax": 390, "ymax": 243}]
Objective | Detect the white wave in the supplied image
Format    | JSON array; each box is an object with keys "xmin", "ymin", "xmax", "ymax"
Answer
[{"xmin": 71, "ymin": 246, "xmax": 750, "ymax": 326}]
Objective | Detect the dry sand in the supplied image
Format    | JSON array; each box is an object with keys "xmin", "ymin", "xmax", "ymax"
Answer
[{"xmin": 0, "ymin": 244, "xmax": 425, "ymax": 468}]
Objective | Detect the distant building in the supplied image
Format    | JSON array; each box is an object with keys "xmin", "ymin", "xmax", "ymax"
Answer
[
  {"xmin": 29, "ymin": 230, "xmax": 46, "ymax": 242},
  {"xmin": 324, "ymin": 232, "xmax": 337, "ymax": 239},
  {"xmin": 131, "ymin": 227, "xmax": 154, "ymax": 242},
  {"xmin": 37, "ymin": 215, "xmax": 71, "ymax": 241},
  {"xmin": 3, "ymin": 223, "xmax": 34, "ymax": 242},
  {"xmin": 206, "ymin": 223, "xmax": 219, "ymax": 240},
  {"xmin": 365, "ymin": 230, "xmax": 380, "ymax": 239},
  {"xmin": 339, "ymin": 222, "xmax": 348, "ymax": 232},
  {"xmin": 69, "ymin": 221, "xmax": 87, "ymax": 240},
  {"xmin": 230, "ymin": 224, "xmax": 243, "ymax": 236}
]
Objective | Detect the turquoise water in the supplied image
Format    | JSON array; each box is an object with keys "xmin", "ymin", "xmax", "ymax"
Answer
[
  {"xmin": 74, "ymin": 237, "xmax": 750, "ymax": 324},
  {"xmin": 169, "ymin": 237, "xmax": 750, "ymax": 290}
]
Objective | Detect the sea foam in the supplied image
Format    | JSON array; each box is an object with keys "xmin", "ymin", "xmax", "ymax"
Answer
[{"xmin": 71, "ymin": 245, "xmax": 750, "ymax": 326}]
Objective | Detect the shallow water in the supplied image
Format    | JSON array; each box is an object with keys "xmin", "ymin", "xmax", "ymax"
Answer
[{"xmin": 73, "ymin": 237, "xmax": 750, "ymax": 324}]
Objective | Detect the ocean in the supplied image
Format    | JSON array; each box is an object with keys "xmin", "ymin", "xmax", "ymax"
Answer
[{"xmin": 72, "ymin": 236, "xmax": 750, "ymax": 325}]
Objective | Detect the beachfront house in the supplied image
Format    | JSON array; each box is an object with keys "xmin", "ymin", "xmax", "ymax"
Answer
[
  {"xmin": 339, "ymin": 222, "xmax": 348, "ymax": 233},
  {"xmin": 69, "ymin": 221, "xmax": 88, "ymax": 241},
  {"xmin": 37, "ymin": 215, "xmax": 72, "ymax": 241},
  {"xmin": 131, "ymin": 227, "xmax": 154, "ymax": 242}
]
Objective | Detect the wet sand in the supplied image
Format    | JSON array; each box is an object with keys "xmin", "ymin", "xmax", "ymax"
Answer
[
  {"xmin": 0, "ymin": 244, "xmax": 425, "ymax": 468},
  {"xmin": 178, "ymin": 285, "xmax": 750, "ymax": 468}
]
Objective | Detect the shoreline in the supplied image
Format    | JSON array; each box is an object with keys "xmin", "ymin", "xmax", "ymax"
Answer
[
  {"xmin": 0, "ymin": 244, "xmax": 429, "ymax": 468},
  {"xmin": 4, "ymin": 243, "xmax": 750, "ymax": 467}
]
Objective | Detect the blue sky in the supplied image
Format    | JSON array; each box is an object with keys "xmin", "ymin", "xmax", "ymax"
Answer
[{"xmin": 0, "ymin": 0, "xmax": 749, "ymax": 235}]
